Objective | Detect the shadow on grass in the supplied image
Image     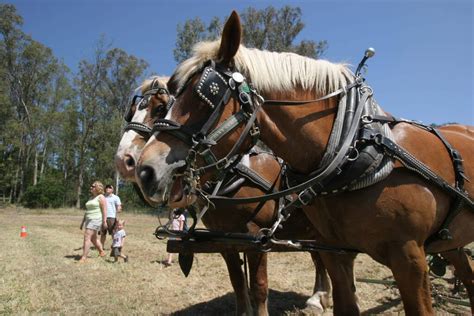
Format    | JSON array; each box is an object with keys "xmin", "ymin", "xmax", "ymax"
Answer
[
  {"xmin": 64, "ymin": 254, "xmax": 82, "ymax": 261},
  {"xmin": 170, "ymin": 289, "xmax": 309, "ymax": 315},
  {"xmin": 361, "ymin": 297, "xmax": 402, "ymax": 315}
]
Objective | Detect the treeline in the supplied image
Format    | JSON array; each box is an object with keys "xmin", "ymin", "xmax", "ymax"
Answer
[
  {"xmin": 0, "ymin": 4, "xmax": 149, "ymax": 208},
  {"xmin": 0, "ymin": 4, "xmax": 327, "ymax": 209}
]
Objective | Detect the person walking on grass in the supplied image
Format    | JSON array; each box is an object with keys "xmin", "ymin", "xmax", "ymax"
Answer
[
  {"xmin": 100, "ymin": 184, "xmax": 122, "ymax": 249},
  {"xmin": 111, "ymin": 219, "xmax": 128, "ymax": 263},
  {"xmin": 79, "ymin": 181, "xmax": 107, "ymax": 263},
  {"xmin": 164, "ymin": 208, "xmax": 185, "ymax": 267}
]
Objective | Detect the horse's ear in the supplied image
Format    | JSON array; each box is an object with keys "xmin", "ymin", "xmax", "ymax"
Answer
[
  {"xmin": 167, "ymin": 72, "xmax": 179, "ymax": 95},
  {"xmin": 218, "ymin": 10, "xmax": 241, "ymax": 65}
]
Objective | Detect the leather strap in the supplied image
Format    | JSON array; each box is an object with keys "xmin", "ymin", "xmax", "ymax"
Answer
[
  {"xmin": 359, "ymin": 130, "xmax": 474, "ymax": 208},
  {"xmin": 263, "ymin": 79, "xmax": 362, "ymax": 106}
]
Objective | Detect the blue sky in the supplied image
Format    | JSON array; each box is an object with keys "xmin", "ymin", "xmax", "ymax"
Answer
[{"xmin": 8, "ymin": 0, "xmax": 473, "ymax": 125}]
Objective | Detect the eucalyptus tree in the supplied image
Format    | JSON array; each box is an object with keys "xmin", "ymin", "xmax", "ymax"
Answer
[
  {"xmin": 94, "ymin": 47, "xmax": 148, "ymax": 192},
  {"xmin": 174, "ymin": 5, "xmax": 327, "ymax": 63},
  {"xmin": 0, "ymin": 4, "xmax": 71, "ymax": 202},
  {"xmin": 73, "ymin": 39, "xmax": 148, "ymax": 207}
]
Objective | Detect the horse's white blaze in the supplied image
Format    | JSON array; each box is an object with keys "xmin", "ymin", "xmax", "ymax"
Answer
[
  {"xmin": 116, "ymin": 131, "xmax": 138, "ymax": 158},
  {"xmin": 116, "ymin": 108, "xmax": 148, "ymax": 160}
]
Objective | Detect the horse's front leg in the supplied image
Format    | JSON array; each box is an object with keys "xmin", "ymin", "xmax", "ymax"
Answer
[
  {"xmin": 246, "ymin": 252, "xmax": 269, "ymax": 316},
  {"xmin": 387, "ymin": 241, "xmax": 434, "ymax": 315},
  {"xmin": 305, "ymin": 251, "xmax": 332, "ymax": 313},
  {"xmin": 318, "ymin": 252, "xmax": 359, "ymax": 316},
  {"xmin": 440, "ymin": 248, "xmax": 474, "ymax": 314},
  {"xmin": 221, "ymin": 252, "xmax": 253, "ymax": 315}
]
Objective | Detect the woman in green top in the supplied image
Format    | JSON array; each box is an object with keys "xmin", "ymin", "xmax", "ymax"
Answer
[{"xmin": 79, "ymin": 181, "xmax": 108, "ymax": 262}]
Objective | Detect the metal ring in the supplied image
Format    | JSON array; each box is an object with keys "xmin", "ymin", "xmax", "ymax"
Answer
[
  {"xmin": 228, "ymin": 78, "xmax": 236, "ymax": 90},
  {"xmin": 239, "ymin": 92, "xmax": 250, "ymax": 104},
  {"xmin": 347, "ymin": 147, "xmax": 359, "ymax": 161},
  {"xmin": 362, "ymin": 115, "xmax": 373, "ymax": 124}
]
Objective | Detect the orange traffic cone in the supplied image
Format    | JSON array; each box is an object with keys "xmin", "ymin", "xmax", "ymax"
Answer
[{"xmin": 20, "ymin": 226, "xmax": 27, "ymax": 238}]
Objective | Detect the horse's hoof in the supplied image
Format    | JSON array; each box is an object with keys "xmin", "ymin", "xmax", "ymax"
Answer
[{"xmin": 305, "ymin": 296, "xmax": 324, "ymax": 315}]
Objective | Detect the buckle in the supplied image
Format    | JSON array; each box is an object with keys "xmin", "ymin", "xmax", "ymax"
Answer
[
  {"xmin": 215, "ymin": 157, "xmax": 229, "ymax": 170},
  {"xmin": 297, "ymin": 190, "xmax": 313, "ymax": 206},
  {"xmin": 250, "ymin": 126, "xmax": 260, "ymax": 138}
]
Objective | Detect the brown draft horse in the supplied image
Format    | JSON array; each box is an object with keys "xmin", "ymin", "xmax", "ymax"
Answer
[
  {"xmin": 136, "ymin": 12, "xmax": 474, "ymax": 315},
  {"xmin": 115, "ymin": 77, "xmax": 332, "ymax": 315}
]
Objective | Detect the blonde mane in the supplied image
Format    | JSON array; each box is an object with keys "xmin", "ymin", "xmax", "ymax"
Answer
[
  {"xmin": 174, "ymin": 40, "xmax": 353, "ymax": 96},
  {"xmin": 140, "ymin": 76, "xmax": 170, "ymax": 94}
]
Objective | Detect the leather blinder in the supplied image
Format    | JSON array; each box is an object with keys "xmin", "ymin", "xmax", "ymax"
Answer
[{"xmin": 195, "ymin": 66, "xmax": 230, "ymax": 109}]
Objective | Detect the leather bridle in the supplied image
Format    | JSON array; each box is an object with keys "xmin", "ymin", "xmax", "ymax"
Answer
[
  {"xmin": 123, "ymin": 78, "xmax": 175, "ymax": 140},
  {"xmin": 151, "ymin": 60, "xmax": 263, "ymax": 187}
]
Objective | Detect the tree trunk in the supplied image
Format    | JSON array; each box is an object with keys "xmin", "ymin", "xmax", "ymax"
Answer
[
  {"xmin": 33, "ymin": 149, "xmax": 38, "ymax": 186},
  {"xmin": 115, "ymin": 171, "xmax": 120, "ymax": 195},
  {"xmin": 11, "ymin": 148, "xmax": 22, "ymax": 203},
  {"xmin": 18, "ymin": 164, "xmax": 24, "ymax": 201},
  {"xmin": 39, "ymin": 140, "xmax": 48, "ymax": 181},
  {"xmin": 76, "ymin": 165, "xmax": 84, "ymax": 209},
  {"xmin": 18, "ymin": 141, "xmax": 32, "ymax": 201}
]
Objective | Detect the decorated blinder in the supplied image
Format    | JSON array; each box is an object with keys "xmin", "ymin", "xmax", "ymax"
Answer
[{"xmin": 194, "ymin": 65, "xmax": 232, "ymax": 109}]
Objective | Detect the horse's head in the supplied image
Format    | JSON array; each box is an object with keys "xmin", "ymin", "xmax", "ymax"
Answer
[
  {"xmin": 136, "ymin": 10, "xmax": 352, "ymax": 207},
  {"xmin": 115, "ymin": 76, "xmax": 172, "ymax": 182},
  {"xmin": 136, "ymin": 11, "xmax": 258, "ymax": 207}
]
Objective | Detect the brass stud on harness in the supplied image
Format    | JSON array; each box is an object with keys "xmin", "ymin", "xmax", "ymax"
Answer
[{"xmin": 209, "ymin": 82, "xmax": 219, "ymax": 95}]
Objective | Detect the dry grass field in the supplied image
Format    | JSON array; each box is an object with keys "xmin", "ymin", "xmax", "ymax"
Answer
[{"xmin": 0, "ymin": 206, "xmax": 470, "ymax": 315}]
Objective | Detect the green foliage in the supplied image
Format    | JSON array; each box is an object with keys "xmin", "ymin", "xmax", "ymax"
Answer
[
  {"xmin": 0, "ymin": 5, "xmax": 149, "ymax": 208},
  {"xmin": 22, "ymin": 179, "xmax": 65, "ymax": 208},
  {"xmin": 173, "ymin": 17, "xmax": 207, "ymax": 63},
  {"xmin": 173, "ymin": 5, "xmax": 327, "ymax": 63}
]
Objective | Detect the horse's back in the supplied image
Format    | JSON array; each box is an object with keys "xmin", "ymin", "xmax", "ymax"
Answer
[{"xmin": 439, "ymin": 124, "xmax": 474, "ymax": 139}]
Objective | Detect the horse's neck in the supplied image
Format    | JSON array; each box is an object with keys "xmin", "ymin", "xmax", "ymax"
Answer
[{"xmin": 259, "ymin": 98, "xmax": 337, "ymax": 173}]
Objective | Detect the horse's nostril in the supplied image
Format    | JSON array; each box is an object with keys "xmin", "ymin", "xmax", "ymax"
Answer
[
  {"xmin": 138, "ymin": 166, "xmax": 159, "ymax": 197},
  {"xmin": 139, "ymin": 166, "xmax": 155, "ymax": 185},
  {"xmin": 124, "ymin": 155, "xmax": 135, "ymax": 167}
]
